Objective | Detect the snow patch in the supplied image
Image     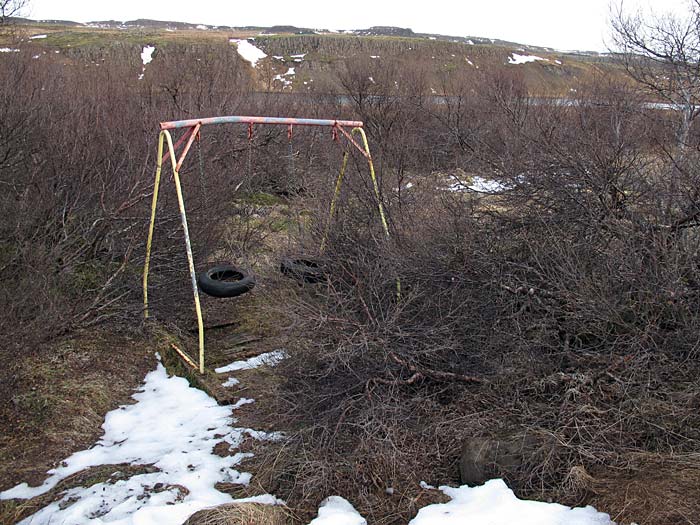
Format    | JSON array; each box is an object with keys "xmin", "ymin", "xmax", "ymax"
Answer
[
  {"xmin": 215, "ymin": 350, "xmax": 286, "ymax": 374},
  {"xmin": 222, "ymin": 376, "xmax": 241, "ymax": 387},
  {"xmin": 30, "ymin": 34, "xmax": 47, "ymax": 39},
  {"xmin": 230, "ymin": 39, "xmax": 267, "ymax": 67},
  {"xmin": 140, "ymin": 45, "xmax": 155, "ymax": 66},
  {"xmin": 272, "ymin": 67, "xmax": 296, "ymax": 88},
  {"xmin": 408, "ymin": 480, "xmax": 613, "ymax": 525},
  {"xmin": 196, "ymin": 24, "xmax": 208, "ymax": 30},
  {"xmin": 508, "ymin": 53, "xmax": 548, "ymax": 65},
  {"xmin": 0, "ymin": 48, "xmax": 19, "ymax": 53},
  {"xmin": 232, "ymin": 397, "xmax": 255, "ymax": 409},
  {"xmin": 448, "ymin": 175, "xmax": 508, "ymax": 194},
  {"xmin": 0, "ymin": 359, "xmax": 284, "ymax": 524},
  {"xmin": 138, "ymin": 45, "xmax": 155, "ymax": 81},
  {"xmin": 308, "ymin": 496, "xmax": 366, "ymax": 525}
]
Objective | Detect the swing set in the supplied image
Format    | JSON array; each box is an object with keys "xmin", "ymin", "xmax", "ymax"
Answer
[{"xmin": 142, "ymin": 115, "xmax": 392, "ymax": 373}]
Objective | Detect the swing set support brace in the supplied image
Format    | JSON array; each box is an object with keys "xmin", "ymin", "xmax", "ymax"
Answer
[
  {"xmin": 143, "ymin": 115, "xmax": 394, "ymax": 374},
  {"xmin": 144, "ymin": 127, "xmax": 205, "ymax": 374}
]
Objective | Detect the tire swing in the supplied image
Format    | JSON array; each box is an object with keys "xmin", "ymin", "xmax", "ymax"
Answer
[
  {"xmin": 278, "ymin": 125, "xmax": 329, "ymax": 284},
  {"xmin": 197, "ymin": 128, "xmax": 255, "ymax": 299}
]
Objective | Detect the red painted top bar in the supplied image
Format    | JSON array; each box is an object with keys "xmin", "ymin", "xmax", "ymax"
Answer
[{"xmin": 160, "ymin": 115, "xmax": 363, "ymax": 131}]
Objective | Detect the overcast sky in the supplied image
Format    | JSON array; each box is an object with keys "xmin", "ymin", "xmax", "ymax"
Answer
[{"xmin": 26, "ymin": 0, "xmax": 691, "ymax": 52}]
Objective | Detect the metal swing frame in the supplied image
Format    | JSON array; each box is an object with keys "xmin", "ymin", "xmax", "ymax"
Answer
[{"xmin": 142, "ymin": 115, "xmax": 390, "ymax": 373}]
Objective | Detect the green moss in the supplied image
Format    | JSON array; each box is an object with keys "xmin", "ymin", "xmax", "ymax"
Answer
[
  {"xmin": 269, "ymin": 218, "xmax": 294, "ymax": 233},
  {"xmin": 11, "ymin": 392, "xmax": 53, "ymax": 425}
]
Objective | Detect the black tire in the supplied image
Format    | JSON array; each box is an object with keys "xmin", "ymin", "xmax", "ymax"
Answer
[
  {"xmin": 280, "ymin": 257, "xmax": 325, "ymax": 284},
  {"xmin": 197, "ymin": 264, "xmax": 255, "ymax": 298}
]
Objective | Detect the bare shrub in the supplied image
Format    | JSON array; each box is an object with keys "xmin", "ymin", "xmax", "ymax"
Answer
[{"xmin": 257, "ymin": 70, "xmax": 700, "ymax": 523}]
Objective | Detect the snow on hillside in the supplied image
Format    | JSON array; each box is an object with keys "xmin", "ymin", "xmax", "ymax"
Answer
[
  {"xmin": 230, "ymin": 39, "xmax": 267, "ymax": 67},
  {"xmin": 508, "ymin": 53, "xmax": 548, "ymax": 64},
  {"xmin": 138, "ymin": 45, "xmax": 155, "ymax": 80},
  {"xmin": 273, "ymin": 67, "xmax": 296, "ymax": 88},
  {"xmin": 140, "ymin": 45, "xmax": 155, "ymax": 66}
]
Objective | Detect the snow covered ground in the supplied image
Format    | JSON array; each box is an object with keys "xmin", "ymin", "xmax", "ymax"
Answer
[
  {"xmin": 2, "ymin": 352, "xmax": 615, "ymax": 525},
  {"xmin": 215, "ymin": 350, "xmax": 285, "ymax": 373},
  {"xmin": 0, "ymin": 353, "xmax": 284, "ymax": 524},
  {"xmin": 448, "ymin": 175, "xmax": 509, "ymax": 193},
  {"xmin": 308, "ymin": 496, "xmax": 367, "ymax": 525},
  {"xmin": 306, "ymin": 482, "xmax": 613, "ymax": 525},
  {"xmin": 229, "ymin": 39, "xmax": 267, "ymax": 67},
  {"xmin": 407, "ymin": 481, "xmax": 613, "ymax": 525}
]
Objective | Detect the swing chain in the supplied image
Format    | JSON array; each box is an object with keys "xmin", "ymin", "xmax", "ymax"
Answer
[
  {"xmin": 246, "ymin": 126, "xmax": 253, "ymax": 179},
  {"xmin": 196, "ymin": 130, "xmax": 209, "ymax": 210},
  {"xmin": 287, "ymin": 124, "xmax": 295, "ymax": 184}
]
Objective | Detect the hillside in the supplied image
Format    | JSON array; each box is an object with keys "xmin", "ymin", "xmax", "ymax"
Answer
[{"xmin": 1, "ymin": 18, "xmax": 625, "ymax": 97}]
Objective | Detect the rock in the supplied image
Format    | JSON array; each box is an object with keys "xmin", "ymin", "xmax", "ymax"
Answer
[{"xmin": 459, "ymin": 431, "xmax": 554, "ymax": 487}]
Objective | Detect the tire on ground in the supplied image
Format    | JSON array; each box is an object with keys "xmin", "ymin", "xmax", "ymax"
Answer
[
  {"xmin": 197, "ymin": 264, "xmax": 255, "ymax": 298},
  {"xmin": 280, "ymin": 257, "xmax": 325, "ymax": 284}
]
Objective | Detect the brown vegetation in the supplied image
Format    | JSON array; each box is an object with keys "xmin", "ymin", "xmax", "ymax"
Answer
[
  {"xmin": 1, "ymin": 15, "xmax": 700, "ymax": 525},
  {"xmin": 251, "ymin": 67, "xmax": 700, "ymax": 525}
]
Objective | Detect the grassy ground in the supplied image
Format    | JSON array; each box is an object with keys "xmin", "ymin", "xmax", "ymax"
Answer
[{"xmin": 0, "ymin": 327, "xmax": 158, "ymax": 523}]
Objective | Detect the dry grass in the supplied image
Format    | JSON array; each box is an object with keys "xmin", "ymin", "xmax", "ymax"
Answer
[
  {"xmin": 589, "ymin": 454, "xmax": 700, "ymax": 525},
  {"xmin": 0, "ymin": 328, "xmax": 156, "ymax": 492},
  {"xmin": 183, "ymin": 503, "xmax": 293, "ymax": 525}
]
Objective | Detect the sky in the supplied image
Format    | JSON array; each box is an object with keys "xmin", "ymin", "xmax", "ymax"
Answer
[{"xmin": 25, "ymin": 0, "xmax": 692, "ymax": 52}]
